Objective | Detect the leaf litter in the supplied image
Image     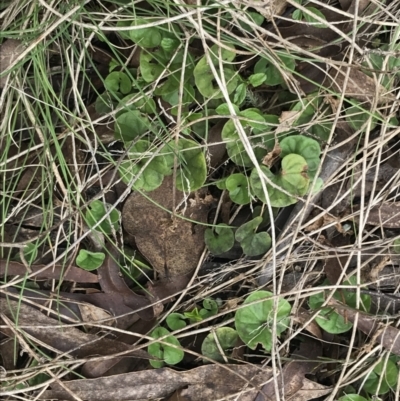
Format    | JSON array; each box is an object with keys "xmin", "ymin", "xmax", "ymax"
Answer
[{"xmin": 1, "ymin": 0, "xmax": 400, "ymax": 400}]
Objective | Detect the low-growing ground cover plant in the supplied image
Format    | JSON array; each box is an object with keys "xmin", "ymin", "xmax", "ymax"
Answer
[
  {"xmin": 149, "ymin": 291, "xmax": 291, "ymax": 365},
  {"xmin": 2, "ymin": 0, "xmax": 400, "ymax": 400}
]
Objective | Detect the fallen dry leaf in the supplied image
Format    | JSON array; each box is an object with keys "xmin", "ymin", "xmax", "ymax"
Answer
[
  {"xmin": 252, "ymin": 340, "xmax": 328, "ymax": 401},
  {"xmin": 327, "ymin": 66, "xmax": 394, "ymax": 104},
  {"xmin": 0, "ymin": 298, "xmax": 149, "ymax": 362},
  {"xmin": 122, "ymin": 175, "xmax": 214, "ymax": 279},
  {"xmin": 97, "ymin": 245, "xmax": 155, "ymax": 321},
  {"xmin": 0, "ymin": 259, "xmax": 98, "ymax": 283},
  {"xmin": 262, "ymin": 142, "xmax": 281, "ymax": 167},
  {"xmin": 293, "ymin": 308, "xmax": 323, "ymax": 340},
  {"xmin": 38, "ymin": 364, "xmax": 269, "ymax": 401}
]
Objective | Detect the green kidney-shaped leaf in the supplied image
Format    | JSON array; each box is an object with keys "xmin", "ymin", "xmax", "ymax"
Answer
[
  {"xmin": 161, "ymin": 138, "xmax": 207, "ymax": 192},
  {"xmin": 119, "ymin": 140, "xmax": 170, "ymax": 192},
  {"xmin": 235, "ymin": 290, "xmax": 291, "ymax": 351},
  {"xmin": 221, "ymin": 111, "xmax": 276, "ymax": 167},
  {"xmin": 204, "ymin": 224, "xmax": 235, "ymax": 255},
  {"xmin": 148, "ymin": 327, "xmax": 184, "ymax": 368},
  {"xmin": 254, "ymin": 52, "xmax": 296, "ymax": 86},
  {"xmin": 226, "ymin": 173, "xmax": 251, "ymax": 205},
  {"xmin": 303, "ymin": 6, "xmax": 328, "ymax": 28},
  {"xmin": 114, "ymin": 110, "xmax": 150, "ymax": 141},
  {"xmin": 363, "ymin": 358, "xmax": 399, "ymax": 395},
  {"xmin": 194, "ymin": 45, "xmax": 238, "ymax": 99},
  {"xmin": 235, "ymin": 217, "xmax": 271, "ymax": 256},
  {"xmin": 334, "ymin": 276, "xmax": 371, "ymax": 313},
  {"xmin": 392, "ymin": 238, "xmax": 400, "ymax": 254},
  {"xmin": 118, "ymin": 93, "xmax": 156, "ymax": 115},
  {"xmin": 104, "ymin": 71, "xmax": 132, "ymax": 95},
  {"xmin": 200, "ymin": 298, "xmax": 218, "ymax": 319},
  {"xmin": 76, "ymin": 250, "xmax": 105, "ymax": 271},
  {"xmin": 201, "ymin": 327, "xmax": 239, "ymax": 363},
  {"xmin": 309, "ymin": 277, "xmax": 371, "ymax": 334},
  {"xmin": 162, "ymin": 82, "xmax": 195, "ymax": 107},
  {"xmin": 280, "ymin": 135, "xmax": 321, "ymax": 179},
  {"xmin": 22, "ymin": 243, "xmax": 38, "ymax": 266},
  {"xmin": 85, "ymin": 200, "xmax": 120, "ymax": 235},
  {"xmin": 161, "ymin": 37, "xmax": 180, "ymax": 53},
  {"xmin": 194, "ymin": 62, "xmax": 238, "ymax": 99},
  {"xmin": 166, "ymin": 313, "xmax": 187, "ymax": 331},
  {"xmin": 129, "ymin": 18, "xmax": 162, "ymax": 48},
  {"xmin": 338, "ymin": 396, "xmax": 369, "ymax": 401},
  {"xmin": 248, "ymin": 73, "xmax": 267, "ymax": 87},
  {"xmin": 140, "ymin": 51, "xmax": 166, "ymax": 83},
  {"xmin": 95, "ymin": 92, "xmax": 119, "ymax": 114},
  {"xmin": 250, "ymin": 155, "xmax": 310, "ymax": 207},
  {"xmin": 240, "ymin": 231, "xmax": 271, "ymax": 256},
  {"xmin": 239, "ymin": 10, "xmax": 264, "ymax": 32},
  {"xmin": 308, "ymin": 291, "xmax": 352, "ymax": 334},
  {"xmin": 316, "ymin": 308, "xmax": 353, "ymax": 334}
]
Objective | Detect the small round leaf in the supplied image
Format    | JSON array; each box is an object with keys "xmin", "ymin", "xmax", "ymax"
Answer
[
  {"xmin": 161, "ymin": 138, "xmax": 207, "ymax": 192},
  {"xmin": 235, "ymin": 217, "xmax": 271, "ymax": 256},
  {"xmin": 226, "ymin": 173, "xmax": 251, "ymax": 205},
  {"xmin": 85, "ymin": 200, "xmax": 120, "ymax": 235},
  {"xmin": 129, "ymin": 18, "xmax": 162, "ymax": 48},
  {"xmin": 235, "ymin": 291, "xmax": 291, "ymax": 351},
  {"xmin": 337, "ymin": 396, "xmax": 368, "ymax": 401},
  {"xmin": 280, "ymin": 135, "xmax": 321, "ymax": 179},
  {"xmin": 250, "ymin": 155, "xmax": 310, "ymax": 208},
  {"xmin": 200, "ymin": 298, "xmax": 218, "ymax": 319},
  {"xmin": 119, "ymin": 140, "xmax": 169, "ymax": 192},
  {"xmin": 248, "ymin": 73, "xmax": 267, "ymax": 87},
  {"xmin": 104, "ymin": 71, "xmax": 132, "ymax": 95},
  {"xmin": 363, "ymin": 359, "xmax": 399, "ymax": 395},
  {"xmin": 148, "ymin": 327, "xmax": 184, "ymax": 368},
  {"xmin": 392, "ymin": 238, "xmax": 400, "ymax": 254},
  {"xmin": 166, "ymin": 313, "xmax": 187, "ymax": 331},
  {"xmin": 194, "ymin": 45, "xmax": 238, "ymax": 99},
  {"xmin": 201, "ymin": 327, "xmax": 239, "ymax": 363},
  {"xmin": 114, "ymin": 110, "xmax": 150, "ymax": 141},
  {"xmin": 76, "ymin": 250, "xmax": 105, "ymax": 271},
  {"xmin": 204, "ymin": 224, "xmax": 235, "ymax": 255}
]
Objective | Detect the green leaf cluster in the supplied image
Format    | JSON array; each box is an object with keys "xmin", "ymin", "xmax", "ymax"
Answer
[
  {"xmin": 205, "ymin": 217, "xmax": 271, "ymax": 257},
  {"xmin": 166, "ymin": 299, "xmax": 219, "ymax": 331},
  {"xmin": 201, "ymin": 327, "xmax": 238, "ymax": 363},
  {"xmin": 148, "ymin": 327, "xmax": 184, "ymax": 368},
  {"xmin": 85, "ymin": 200, "xmax": 120, "ymax": 235},
  {"xmin": 118, "ymin": 138, "xmax": 207, "ymax": 192},
  {"xmin": 253, "ymin": 52, "xmax": 296, "ymax": 86},
  {"xmin": 234, "ymin": 290, "xmax": 291, "ymax": 351},
  {"xmin": 193, "ymin": 44, "xmax": 238, "ymax": 99},
  {"xmin": 76, "ymin": 249, "xmax": 105, "ymax": 271},
  {"xmin": 221, "ymin": 109, "xmax": 278, "ymax": 167},
  {"xmin": 309, "ymin": 277, "xmax": 371, "ymax": 334},
  {"xmin": 249, "ymin": 136, "xmax": 321, "ymax": 207},
  {"xmin": 362, "ymin": 357, "xmax": 399, "ymax": 395},
  {"xmin": 292, "ymin": 4, "xmax": 328, "ymax": 28}
]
